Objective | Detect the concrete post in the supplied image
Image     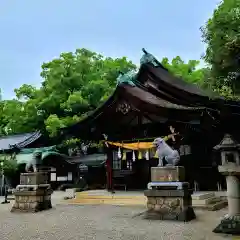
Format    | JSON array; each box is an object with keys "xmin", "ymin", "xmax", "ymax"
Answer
[
  {"xmin": 213, "ymin": 165, "xmax": 240, "ymax": 234},
  {"xmin": 226, "ymin": 175, "xmax": 240, "ymax": 216}
]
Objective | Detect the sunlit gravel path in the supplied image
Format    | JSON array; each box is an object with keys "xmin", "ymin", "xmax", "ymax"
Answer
[{"xmin": 0, "ymin": 192, "xmax": 234, "ymax": 240}]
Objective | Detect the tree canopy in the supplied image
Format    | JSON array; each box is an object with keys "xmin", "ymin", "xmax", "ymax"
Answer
[
  {"xmin": 201, "ymin": 0, "xmax": 240, "ymax": 96},
  {"xmin": 0, "ymin": 51, "xmax": 208, "ymax": 138},
  {"xmin": 0, "ymin": 49, "xmax": 136, "ymax": 137},
  {"xmin": 161, "ymin": 56, "xmax": 208, "ymax": 86}
]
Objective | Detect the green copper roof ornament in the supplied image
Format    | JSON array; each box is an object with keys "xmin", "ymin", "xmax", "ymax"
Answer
[
  {"xmin": 140, "ymin": 48, "xmax": 162, "ymax": 67},
  {"xmin": 116, "ymin": 70, "xmax": 137, "ymax": 86}
]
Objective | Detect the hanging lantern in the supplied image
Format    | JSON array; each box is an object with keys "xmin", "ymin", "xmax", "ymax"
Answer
[
  {"xmin": 122, "ymin": 151, "xmax": 126, "ymax": 161},
  {"xmin": 138, "ymin": 151, "xmax": 143, "ymax": 160},
  {"xmin": 145, "ymin": 150, "xmax": 149, "ymax": 160},
  {"xmin": 127, "ymin": 161, "xmax": 132, "ymax": 170},
  {"xmin": 117, "ymin": 147, "xmax": 122, "ymax": 159},
  {"xmin": 132, "ymin": 150, "xmax": 136, "ymax": 162}
]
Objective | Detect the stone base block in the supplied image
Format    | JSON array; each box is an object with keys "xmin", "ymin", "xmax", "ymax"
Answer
[
  {"xmin": 144, "ymin": 189, "xmax": 196, "ymax": 222},
  {"xmin": 151, "ymin": 166, "xmax": 185, "ymax": 182},
  {"xmin": 144, "ymin": 206, "xmax": 196, "ymax": 222},
  {"xmin": 11, "ymin": 200, "xmax": 52, "ymax": 213},
  {"xmin": 20, "ymin": 172, "xmax": 49, "ymax": 185},
  {"xmin": 213, "ymin": 214, "xmax": 240, "ymax": 235},
  {"xmin": 65, "ymin": 188, "xmax": 76, "ymax": 199},
  {"xmin": 11, "ymin": 189, "xmax": 53, "ymax": 213}
]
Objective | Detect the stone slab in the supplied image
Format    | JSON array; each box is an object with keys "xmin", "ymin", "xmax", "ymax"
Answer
[
  {"xmin": 218, "ymin": 165, "xmax": 240, "ymax": 175},
  {"xmin": 192, "ymin": 192, "xmax": 215, "ymax": 200},
  {"xmin": 192, "ymin": 197, "xmax": 217, "ymax": 205},
  {"xmin": 16, "ymin": 184, "xmax": 51, "ymax": 191},
  {"xmin": 147, "ymin": 181, "xmax": 189, "ymax": 190},
  {"xmin": 151, "ymin": 166, "xmax": 185, "ymax": 182},
  {"xmin": 144, "ymin": 189, "xmax": 191, "ymax": 197},
  {"xmin": 14, "ymin": 188, "xmax": 52, "ymax": 196},
  {"xmin": 194, "ymin": 199, "xmax": 228, "ymax": 211}
]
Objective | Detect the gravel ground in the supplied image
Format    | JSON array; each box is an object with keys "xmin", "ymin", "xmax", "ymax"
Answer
[{"xmin": 0, "ymin": 192, "xmax": 234, "ymax": 240}]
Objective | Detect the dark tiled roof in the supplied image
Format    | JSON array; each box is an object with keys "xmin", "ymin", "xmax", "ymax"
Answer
[
  {"xmin": 122, "ymin": 84, "xmax": 203, "ymax": 110},
  {"xmin": 0, "ymin": 131, "xmax": 41, "ymax": 151},
  {"xmin": 145, "ymin": 63, "xmax": 212, "ymax": 97}
]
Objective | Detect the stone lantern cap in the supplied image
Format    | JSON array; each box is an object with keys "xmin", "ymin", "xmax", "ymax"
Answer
[{"xmin": 213, "ymin": 134, "xmax": 240, "ymax": 151}]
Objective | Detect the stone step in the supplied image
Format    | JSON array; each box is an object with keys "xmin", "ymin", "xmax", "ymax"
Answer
[
  {"xmin": 66, "ymin": 198, "xmax": 146, "ymax": 206},
  {"xmin": 192, "ymin": 192, "xmax": 215, "ymax": 200},
  {"xmin": 192, "ymin": 196, "xmax": 217, "ymax": 205},
  {"xmin": 69, "ymin": 195, "xmax": 227, "ymax": 211},
  {"xmin": 71, "ymin": 191, "xmax": 227, "ymax": 211},
  {"xmin": 193, "ymin": 199, "xmax": 227, "ymax": 211},
  {"xmin": 7, "ymin": 196, "xmax": 15, "ymax": 200},
  {"xmin": 76, "ymin": 193, "xmax": 146, "ymax": 200}
]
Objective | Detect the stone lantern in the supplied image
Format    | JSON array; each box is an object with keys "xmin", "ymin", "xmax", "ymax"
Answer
[{"xmin": 213, "ymin": 134, "xmax": 240, "ymax": 234}]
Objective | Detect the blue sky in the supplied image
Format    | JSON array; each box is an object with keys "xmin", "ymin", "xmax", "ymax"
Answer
[{"xmin": 0, "ymin": 0, "xmax": 219, "ymax": 99}]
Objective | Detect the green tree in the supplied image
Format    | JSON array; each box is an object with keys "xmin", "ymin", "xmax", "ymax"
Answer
[
  {"xmin": 161, "ymin": 56, "xmax": 208, "ymax": 87},
  {"xmin": 201, "ymin": 0, "xmax": 240, "ymax": 95},
  {"xmin": 0, "ymin": 99, "xmax": 27, "ymax": 135},
  {"xmin": 0, "ymin": 49, "xmax": 214, "ymax": 138},
  {"xmin": 0, "ymin": 157, "xmax": 18, "ymax": 179},
  {"xmin": 13, "ymin": 48, "xmax": 136, "ymax": 137}
]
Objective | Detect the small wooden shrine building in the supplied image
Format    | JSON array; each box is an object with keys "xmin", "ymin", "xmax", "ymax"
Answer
[
  {"xmin": 62, "ymin": 49, "xmax": 240, "ymax": 191},
  {"xmin": 16, "ymin": 146, "xmax": 77, "ymax": 189}
]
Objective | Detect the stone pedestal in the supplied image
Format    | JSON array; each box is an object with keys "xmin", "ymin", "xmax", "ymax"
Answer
[
  {"xmin": 213, "ymin": 165, "xmax": 240, "ymax": 234},
  {"xmin": 144, "ymin": 166, "xmax": 195, "ymax": 222},
  {"xmin": 11, "ymin": 172, "xmax": 53, "ymax": 213},
  {"xmin": 11, "ymin": 188, "xmax": 53, "ymax": 212},
  {"xmin": 144, "ymin": 188, "xmax": 195, "ymax": 221}
]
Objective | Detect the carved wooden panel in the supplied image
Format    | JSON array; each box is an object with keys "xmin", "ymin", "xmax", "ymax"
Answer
[{"xmin": 116, "ymin": 101, "xmax": 131, "ymax": 115}]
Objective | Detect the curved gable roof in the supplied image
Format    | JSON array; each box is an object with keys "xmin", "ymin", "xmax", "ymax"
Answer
[{"xmin": 0, "ymin": 131, "xmax": 42, "ymax": 151}]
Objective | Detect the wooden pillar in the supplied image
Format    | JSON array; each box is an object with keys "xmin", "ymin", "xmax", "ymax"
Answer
[{"xmin": 105, "ymin": 147, "xmax": 113, "ymax": 191}]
